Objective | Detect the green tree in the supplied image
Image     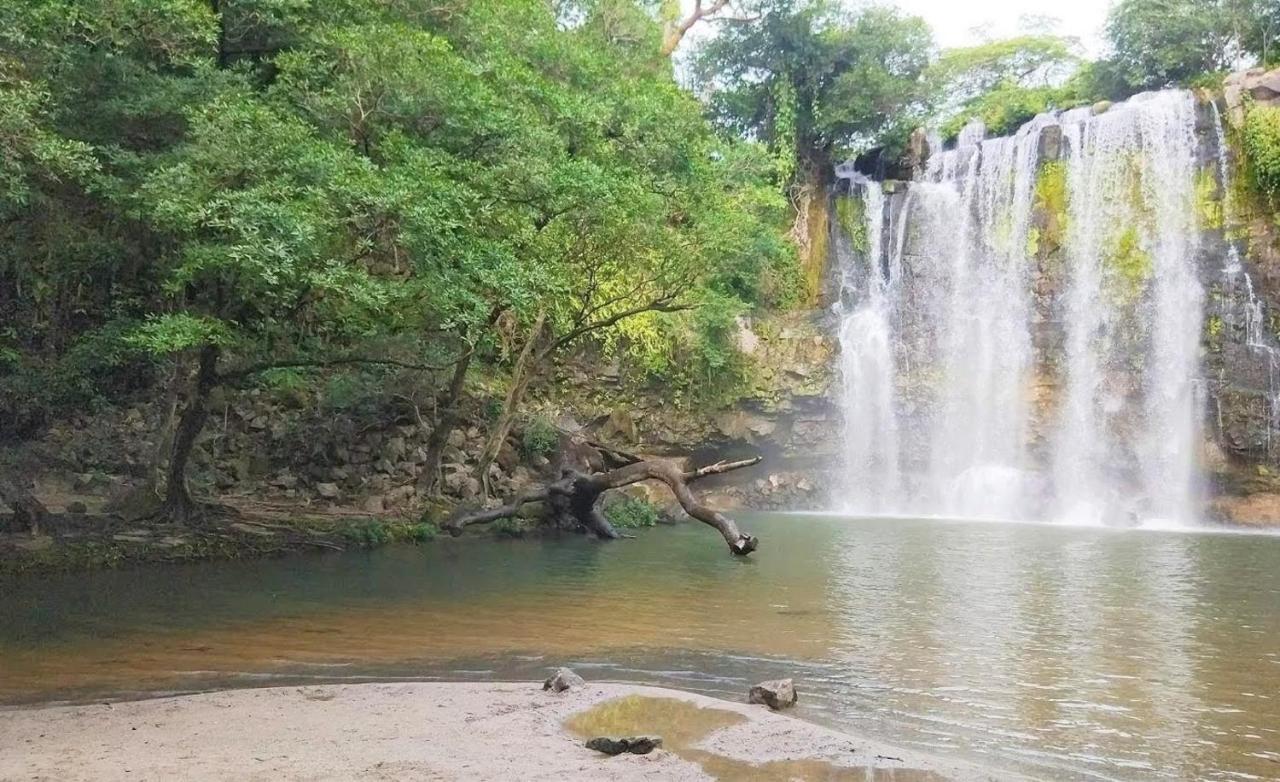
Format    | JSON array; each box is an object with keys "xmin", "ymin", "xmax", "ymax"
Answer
[
  {"xmin": 1111, "ymin": 0, "xmax": 1239, "ymax": 90},
  {"xmin": 691, "ymin": 0, "xmax": 931, "ymax": 300},
  {"xmin": 929, "ymin": 35, "xmax": 1081, "ymax": 138}
]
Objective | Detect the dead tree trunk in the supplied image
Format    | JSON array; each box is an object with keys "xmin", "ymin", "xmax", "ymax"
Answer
[{"xmin": 446, "ymin": 454, "xmax": 761, "ymax": 555}]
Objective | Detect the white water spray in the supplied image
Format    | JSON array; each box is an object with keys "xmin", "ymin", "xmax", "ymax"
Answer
[{"xmin": 835, "ymin": 90, "xmax": 1210, "ymax": 526}]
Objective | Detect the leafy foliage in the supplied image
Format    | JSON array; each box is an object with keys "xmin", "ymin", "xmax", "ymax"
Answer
[
  {"xmin": 0, "ymin": 0, "xmax": 801, "ymax": 444},
  {"xmin": 1244, "ymin": 104, "xmax": 1280, "ymax": 203},
  {"xmin": 604, "ymin": 496, "xmax": 661, "ymax": 528},
  {"xmin": 520, "ymin": 416, "xmax": 561, "ymax": 459},
  {"xmin": 691, "ymin": 0, "xmax": 933, "ymax": 175}
]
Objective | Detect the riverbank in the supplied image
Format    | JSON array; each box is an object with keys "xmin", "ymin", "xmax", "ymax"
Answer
[{"xmin": 0, "ymin": 681, "xmax": 1000, "ymax": 781}]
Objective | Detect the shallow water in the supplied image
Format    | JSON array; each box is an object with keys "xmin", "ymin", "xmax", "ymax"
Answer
[{"xmin": 2, "ymin": 514, "xmax": 1278, "ymax": 780}]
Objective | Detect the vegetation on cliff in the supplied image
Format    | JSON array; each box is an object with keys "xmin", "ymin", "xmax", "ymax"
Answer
[{"xmin": 7, "ymin": 0, "xmax": 1280, "ymax": 556}]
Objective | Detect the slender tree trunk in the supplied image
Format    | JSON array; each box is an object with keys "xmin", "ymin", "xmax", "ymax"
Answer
[
  {"xmin": 419, "ymin": 347, "xmax": 474, "ymax": 494},
  {"xmin": 419, "ymin": 308, "xmax": 502, "ymax": 495},
  {"xmin": 162, "ymin": 344, "xmax": 219, "ymax": 523},
  {"xmin": 476, "ymin": 311, "xmax": 546, "ymax": 495}
]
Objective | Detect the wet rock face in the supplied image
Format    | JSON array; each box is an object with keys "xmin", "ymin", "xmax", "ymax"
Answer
[
  {"xmin": 584, "ymin": 736, "xmax": 663, "ymax": 755},
  {"xmin": 748, "ymin": 678, "xmax": 797, "ymax": 710},
  {"xmin": 1225, "ymin": 67, "xmax": 1280, "ymax": 127},
  {"xmin": 542, "ymin": 667, "xmax": 585, "ymax": 693}
]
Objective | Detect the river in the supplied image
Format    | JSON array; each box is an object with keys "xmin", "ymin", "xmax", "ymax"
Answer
[{"xmin": 2, "ymin": 514, "xmax": 1278, "ymax": 781}]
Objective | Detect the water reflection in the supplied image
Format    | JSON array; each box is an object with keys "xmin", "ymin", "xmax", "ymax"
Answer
[{"xmin": 2, "ymin": 515, "xmax": 1278, "ymax": 781}]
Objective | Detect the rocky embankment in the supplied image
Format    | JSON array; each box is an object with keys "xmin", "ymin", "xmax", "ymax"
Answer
[{"xmin": 0, "ymin": 312, "xmax": 842, "ymax": 573}]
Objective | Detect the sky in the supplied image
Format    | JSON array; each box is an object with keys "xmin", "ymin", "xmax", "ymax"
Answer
[{"xmin": 891, "ymin": 0, "xmax": 1114, "ymax": 55}]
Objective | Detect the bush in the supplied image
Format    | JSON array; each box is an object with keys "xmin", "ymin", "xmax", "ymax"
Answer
[
  {"xmin": 521, "ymin": 416, "xmax": 559, "ymax": 458},
  {"xmin": 604, "ymin": 496, "xmax": 661, "ymax": 529},
  {"xmin": 1244, "ymin": 104, "xmax": 1280, "ymax": 202},
  {"xmin": 339, "ymin": 520, "xmax": 391, "ymax": 547}
]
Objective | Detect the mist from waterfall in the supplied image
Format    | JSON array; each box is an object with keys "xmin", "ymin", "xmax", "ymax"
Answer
[{"xmin": 834, "ymin": 90, "xmax": 1208, "ymax": 526}]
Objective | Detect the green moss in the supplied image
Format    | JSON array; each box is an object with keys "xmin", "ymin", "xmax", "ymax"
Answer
[
  {"xmin": 834, "ymin": 194, "xmax": 867, "ymax": 253},
  {"xmin": 1196, "ymin": 168, "xmax": 1224, "ymax": 230},
  {"xmin": 1104, "ymin": 225, "xmax": 1152, "ymax": 301},
  {"xmin": 1207, "ymin": 315, "xmax": 1223, "ymax": 336},
  {"xmin": 1032, "ymin": 160, "xmax": 1067, "ymax": 256},
  {"xmin": 1025, "ymin": 226, "xmax": 1040, "ymax": 257}
]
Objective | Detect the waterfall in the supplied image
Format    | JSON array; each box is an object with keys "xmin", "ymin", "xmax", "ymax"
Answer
[
  {"xmin": 834, "ymin": 90, "xmax": 1210, "ymax": 526},
  {"xmin": 834, "ymin": 175, "xmax": 903, "ymax": 512}
]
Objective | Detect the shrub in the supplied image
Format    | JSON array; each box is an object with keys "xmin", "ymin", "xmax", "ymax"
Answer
[
  {"xmin": 521, "ymin": 416, "xmax": 559, "ymax": 458},
  {"xmin": 604, "ymin": 496, "xmax": 661, "ymax": 529},
  {"xmin": 1244, "ymin": 104, "xmax": 1280, "ymax": 202},
  {"xmin": 340, "ymin": 520, "xmax": 391, "ymax": 547}
]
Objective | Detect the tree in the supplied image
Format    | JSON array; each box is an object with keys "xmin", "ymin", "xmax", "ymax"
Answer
[
  {"xmin": 929, "ymin": 35, "xmax": 1082, "ymax": 138},
  {"xmin": 658, "ymin": 0, "xmax": 732, "ymax": 56},
  {"xmin": 1105, "ymin": 0, "xmax": 1236, "ymax": 90},
  {"xmin": 691, "ymin": 0, "xmax": 932, "ymax": 300},
  {"xmin": 2, "ymin": 0, "xmax": 797, "ymax": 540}
]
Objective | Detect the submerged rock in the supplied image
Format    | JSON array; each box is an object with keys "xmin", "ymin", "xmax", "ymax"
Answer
[
  {"xmin": 748, "ymin": 678, "xmax": 798, "ymax": 710},
  {"xmin": 585, "ymin": 736, "xmax": 663, "ymax": 756},
  {"xmin": 542, "ymin": 667, "xmax": 585, "ymax": 693}
]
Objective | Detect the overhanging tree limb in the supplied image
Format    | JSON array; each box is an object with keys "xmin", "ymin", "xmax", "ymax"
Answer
[{"xmin": 447, "ymin": 455, "xmax": 761, "ymax": 555}]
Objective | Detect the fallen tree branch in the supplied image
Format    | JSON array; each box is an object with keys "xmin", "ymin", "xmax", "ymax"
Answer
[{"xmin": 444, "ymin": 452, "xmax": 761, "ymax": 555}]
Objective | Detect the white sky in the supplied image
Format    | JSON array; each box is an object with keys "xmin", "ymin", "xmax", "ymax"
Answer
[
  {"xmin": 677, "ymin": 1, "xmax": 1116, "ymax": 57},
  {"xmin": 889, "ymin": 0, "xmax": 1114, "ymax": 55}
]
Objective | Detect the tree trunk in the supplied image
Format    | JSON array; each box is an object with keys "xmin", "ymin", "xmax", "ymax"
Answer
[
  {"xmin": 446, "ymin": 453, "xmax": 761, "ymax": 555},
  {"xmin": 419, "ymin": 308, "xmax": 502, "ymax": 495},
  {"xmin": 161, "ymin": 344, "xmax": 219, "ymax": 523},
  {"xmin": 419, "ymin": 346, "xmax": 474, "ymax": 495},
  {"xmin": 476, "ymin": 311, "xmax": 546, "ymax": 495},
  {"xmin": 0, "ymin": 477, "xmax": 49, "ymax": 535}
]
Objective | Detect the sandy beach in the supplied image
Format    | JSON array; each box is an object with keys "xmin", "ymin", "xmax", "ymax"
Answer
[{"xmin": 0, "ymin": 681, "xmax": 1009, "ymax": 781}]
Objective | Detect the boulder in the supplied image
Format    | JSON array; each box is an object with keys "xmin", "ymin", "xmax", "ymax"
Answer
[
  {"xmin": 382, "ymin": 436, "xmax": 407, "ymax": 463},
  {"xmin": 315, "ymin": 482, "xmax": 341, "ymax": 499},
  {"xmin": 585, "ymin": 736, "xmax": 663, "ymax": 756},
  {"xmin": 444, "ymin": 468, "xmax": 481, "ymax": 500},
  {"xmin": 65, "ymin": 501, "xmax": 88, "ymax": 515},
  {"xmin": 361, "ymin": 495, "xmax": 385, "ymax": 514},
  {"xmin": 748, "ymin": 678, "xmax": 798, "ymax": 710},
  {"xmin": 447, "ymin": 429, "xmax": 467, "ymax": 449},
  {"xmin": 542, "ymin": 667, "xmax": 585, "ymax": 692},
  {"xmin": 496, "ymin": 440, "xmax": 520, "ymax": 472},
  {"xmin": 1226, "ymin": 66, "xmax": 1280, "ymax": 127}
]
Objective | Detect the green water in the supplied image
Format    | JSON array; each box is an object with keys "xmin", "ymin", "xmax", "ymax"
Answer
[{"xmin": 2, "ymin": 514, "xmax": 1278, "ymax": 780}]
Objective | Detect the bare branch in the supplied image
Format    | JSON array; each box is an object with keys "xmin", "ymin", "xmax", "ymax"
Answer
[{"xmin": 661, "ymin": 0, "xmax": 733, "ymax": 56}]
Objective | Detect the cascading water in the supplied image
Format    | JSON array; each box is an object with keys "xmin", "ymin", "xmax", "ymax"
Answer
[
  {"xmin": 1210, "ymin": 102, "xmax": 1280, "ymax": 460},
  {"xmin": 834, "ymin": 90, "xmax": 1210, "ymax": 525},
  {"xmin": 834, "ymin": 175, "xmax": 903, "ymax": 512}
]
